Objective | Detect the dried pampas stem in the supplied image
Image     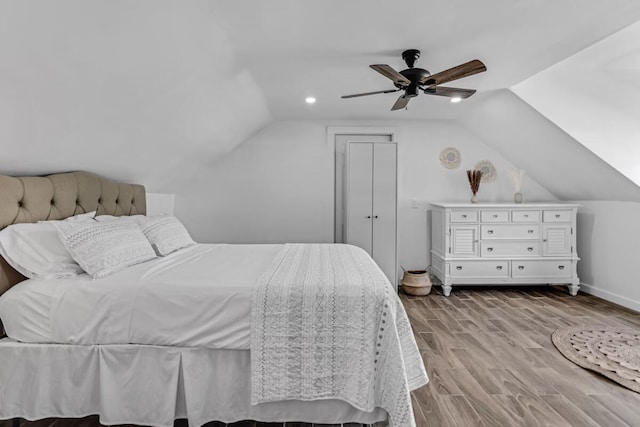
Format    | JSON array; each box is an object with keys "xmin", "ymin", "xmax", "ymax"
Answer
[{"xmin": 467, "ymin": 169, "xmax": 483, "ymax": 196}]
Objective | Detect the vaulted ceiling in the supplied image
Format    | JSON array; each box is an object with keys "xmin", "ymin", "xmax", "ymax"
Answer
[
  {"xmin": 213, "ymin": 0, "xmax": 640, "ymax": 120},
  {"xmin": 1, "ymin": 0, "xmax": 640, "ymax": 199},
  {"xmin": 513, "ymin": 20, "xmax": 640, "ymax": 187}
]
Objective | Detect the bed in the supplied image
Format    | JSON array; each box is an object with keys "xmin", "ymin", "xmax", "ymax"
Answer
[{"xmin": 0, "ymin": 171, "xmax": 428, "ymax": 427}]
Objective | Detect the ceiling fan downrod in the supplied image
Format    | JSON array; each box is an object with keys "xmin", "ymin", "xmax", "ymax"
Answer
[{"xmin": 401, "ymin": 49, "xmax": 421, "ymax": 68}]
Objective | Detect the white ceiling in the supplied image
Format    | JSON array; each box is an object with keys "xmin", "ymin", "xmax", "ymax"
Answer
[
  {"xmin": 212, "ymin": 0, "xmax": 640, "ymax": 120},
  {"xmin": 513, "ymin": 20, "xmax": 640, "ymax": 186},
  {"xmin": 2, "ymin": 0, "xmax": 640, "ymax": 202}
]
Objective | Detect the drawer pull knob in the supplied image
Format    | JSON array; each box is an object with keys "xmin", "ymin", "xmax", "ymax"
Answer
[
  {"xmin": 492, "ymin": 214, "xmax": 498, "ymax": 218},
  {"xmin": 456, "ymin": 266, "xmax": 463, "ymax": 270},
  {"xmin": 488, "ymin": 230, "xmax": 494, "ymax": 234},
  {"xmin": 543, "ymin": 239, "xmax": 548, "ymax": 242},
  {"xmin": 555, "ymin": 214, "xmax": 561, "ymax": 218},
  {"xmin": 527, "ymin": 247, "xmax": 533, "ymax": 251},
  {"xmin": 524, "ymin": 214, "xmax": 529, "ymax": 218},
  {"xmin": 528, "ymin": 230, "xmax": 534, "ymax": 234},
  {"xmin": 518, "ymin": 266, "xmax": 524, "ymax": 270},
  {"xmin": 487, "ymin": 247, "xmax": 493, "ymax": 252},
  {"xmin": 496, "ymin": 266, "xmax": 503, "ymax": 270},
  {"xmin": 462, "ymin": 214, "xmax": 467, "ymax": 218},
  {"xmin": 558, "ymin": 265, "xmax": 565, "ymax": 270}
]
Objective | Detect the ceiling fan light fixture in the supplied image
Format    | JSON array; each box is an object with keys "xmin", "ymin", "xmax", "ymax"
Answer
[
  {"xmin": 450, "ymin": 97, "xmax": 462, "ymax": 103},
  {"xmin": 305, "ymin": 97, "xmax": 316, "ymax": 104}
]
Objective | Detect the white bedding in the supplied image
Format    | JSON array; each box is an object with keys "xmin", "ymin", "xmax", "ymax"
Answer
[
  {"xmin": 252, "ymin": 244, "xmax": 427, "ymax": 427},
  {"xmin": 0, "ymin": 242, "xmax": 426, "ymax": 426},
  {"xmin": 0, "ymin": 338, "xmax": 387, "ymax": 426},
  {"xmin": 0, "ymin": 244, "xmax": 281, "ymax": 349}
]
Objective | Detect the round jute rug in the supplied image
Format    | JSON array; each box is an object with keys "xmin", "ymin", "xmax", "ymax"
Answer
[{"xmin": 552, "ymin": 326, "xmax": 640, "ymax": 393}]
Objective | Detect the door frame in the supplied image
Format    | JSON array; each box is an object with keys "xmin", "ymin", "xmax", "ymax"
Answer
[{"xmin": 326, "ymin": 126, "xmax": 400, "ymax": 243}]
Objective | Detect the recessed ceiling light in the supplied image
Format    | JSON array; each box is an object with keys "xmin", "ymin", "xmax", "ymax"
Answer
[
  {"xmin": 305, "ymin": 97, "xmax": 316, "ymax": 104},
  {"xmin": 450, "ymin": 97, "xmax": 462, "ymax": 103}
]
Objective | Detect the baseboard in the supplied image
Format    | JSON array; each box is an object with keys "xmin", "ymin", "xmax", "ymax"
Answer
[{"xmin": 579, "ymin": 283, "xmax": 640, "ymax": 313}]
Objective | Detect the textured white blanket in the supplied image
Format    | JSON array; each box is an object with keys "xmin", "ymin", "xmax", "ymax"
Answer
[{"xmin": 251, "ymin": 244, "xmax": 428, "ymax": 427}]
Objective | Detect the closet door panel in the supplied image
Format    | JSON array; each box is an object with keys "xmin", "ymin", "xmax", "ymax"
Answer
[
  {"xmin": 346, "ymin": 143, "xmax": 373, "ymax": 255},
  {"xmin": 372, "ymin": 143, "xmax": 397, "ymax": 285}
]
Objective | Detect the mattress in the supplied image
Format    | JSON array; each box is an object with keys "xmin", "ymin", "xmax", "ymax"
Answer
[{"xmin": 0, "ymin": 244, "xmax": 281, "ymax": 349}]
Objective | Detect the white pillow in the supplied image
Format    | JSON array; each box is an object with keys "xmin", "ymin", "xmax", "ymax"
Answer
[
  {"xmin": 139, "ymin": 215, "xmax": 196, "ymax": 256},
  {"xmin": 38, "ymin": 211, "xmax": 96, "ymax": 224},
  {"xmin": 93, "ymin": 214, "xmax": 145, "ymax": 223},
  {"xmin": 54, "ymin": 220, "xmax": 157, "ymax": 279},
  {"xmin": 0, "ymin": 212, "xmax": 96, "ymax": 279}
]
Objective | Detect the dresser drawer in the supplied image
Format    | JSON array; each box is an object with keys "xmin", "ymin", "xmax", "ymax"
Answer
[
  {"xmin": 450, "ymin": 261, "xmax": 509, "ymax": 278},
  {"xmin": 481, "ymin": 241, "xmax": 541, "ymax": 257},
  {"xmin": 481, "ymin": 210, "xmax": 509, "ymax": 223},
  {"xmin": 481, "ymin": 224, "xmax": 540, "ymax": 239},
  {"xmin": 511, "ymin": 210, "xmax": 540, "ymax": 223},
  {"xmin": 511, "ymin": 260, "xmax": 572, "ymax": 278},
  {"xmin": 451, "ymin": 210, "xmax": 478, "ymax": 223},
  {"xmin": 543, "ymin": 210, "xmax": 571, "ymax": 222}
]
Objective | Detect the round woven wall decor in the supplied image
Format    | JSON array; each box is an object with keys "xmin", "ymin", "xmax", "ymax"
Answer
[
  {"xmin": 439, "ymin": 147, "xmax": 461, "ymax": 169},
  {"xmin": 474, "ymin": 160, "xmax": 496, "ymax": 182}
]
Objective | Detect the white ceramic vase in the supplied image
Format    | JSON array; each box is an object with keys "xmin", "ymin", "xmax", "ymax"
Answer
[{"xmin": 514, "ymin": 192, "xmax": 523, "ymax": 204}]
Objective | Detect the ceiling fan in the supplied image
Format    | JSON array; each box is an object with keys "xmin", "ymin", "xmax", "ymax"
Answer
[{"xmin": 341, "ymin": 49, "xmax": 487, "ymax": 111}]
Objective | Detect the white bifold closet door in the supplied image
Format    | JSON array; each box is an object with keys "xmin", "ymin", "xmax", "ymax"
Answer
[{"xmin": 345, "ymin": 142, "xmax": 397, "ymax": 287}]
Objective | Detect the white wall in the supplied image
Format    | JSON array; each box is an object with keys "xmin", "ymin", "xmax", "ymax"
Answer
[
  {"xmin": 191, "ymin": 119, "xmax": 555, "ymax": 282},
  {"xmin": 176, "ymin": 121, "xmax": 333, "ymax": 244},
  {"xmin": 576, "ymin": 201, "xmax": 640, "ymax": 311},
  {"xmin": 461, "ymin": 90, "xmax": 640, "ymax": 201},
  {"xmin": 146, "ymin": 193, "xmax": 175, "ymax": 216},
  {"xmin": 0, "ymin": 0, "xmax": 270, "ymax": 193}
]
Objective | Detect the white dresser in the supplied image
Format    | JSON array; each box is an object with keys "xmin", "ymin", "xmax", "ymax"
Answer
[{"xmin": 430, "ymin": 203, "xmax": 580, "ymax": 296}]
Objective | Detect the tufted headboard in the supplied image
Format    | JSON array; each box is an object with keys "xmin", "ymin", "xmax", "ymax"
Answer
[{"xmin": 0, "ymin": 171, "xmax": 146, "ymax": 295}]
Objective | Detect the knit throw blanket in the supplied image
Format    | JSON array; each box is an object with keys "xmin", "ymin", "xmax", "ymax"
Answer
[{"xmin": 251, "ymin": 244, "xmax": 428, "ymax": 427}]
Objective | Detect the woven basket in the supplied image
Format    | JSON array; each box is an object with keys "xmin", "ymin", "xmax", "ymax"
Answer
[{"xmin": 402, "ymin": 268, "xmax": 432, "ymax": 296}]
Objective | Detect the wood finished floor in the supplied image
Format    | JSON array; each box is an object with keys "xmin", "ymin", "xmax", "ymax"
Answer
[
  {"xmin": 404, "ymin": 285, "xmax": 640, "ymax": 427},
  {"xmin": 3, "ymin": 286, "xmax": 640, "ymax": 427}
]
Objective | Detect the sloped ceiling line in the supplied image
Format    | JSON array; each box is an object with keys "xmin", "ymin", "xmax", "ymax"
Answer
[{"xmin": 511, "ymin": 20, "xmax": 640, "ymax": 191}]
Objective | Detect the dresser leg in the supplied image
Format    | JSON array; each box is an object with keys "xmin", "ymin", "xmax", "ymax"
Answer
[
  {"xmin": 442, "ymin": 284, "xmax": 452, "ymax": 297},
  {"xmin": 568, "ymin": 283, "xmax": 580, "ymax": 296}
]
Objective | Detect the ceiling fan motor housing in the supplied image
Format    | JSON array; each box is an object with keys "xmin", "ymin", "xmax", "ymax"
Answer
[{"xmin": 395, "ymin": 67, "xmax": 431, "ymax": 93}]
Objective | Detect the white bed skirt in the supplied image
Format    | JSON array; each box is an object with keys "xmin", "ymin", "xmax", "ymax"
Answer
[{"xmin": 0, "ymin": 339, "xmax": 386, "ymax": 427}]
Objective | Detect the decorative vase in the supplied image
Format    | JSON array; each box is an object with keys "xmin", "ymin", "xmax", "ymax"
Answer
[
  {"xmin": 402, "ymin": 269, "xmax": 432, "ymax": 296},
  {"xmin": 471, "ymin": 194, "xmax": 479, "ymax": 203},
  {"xmin": 514, "ymin": 192, "xmax": 523, "ymax": 204},
  {"xmin": 509, "ymin": 169, "xmax": 525, "ymax": 204}
]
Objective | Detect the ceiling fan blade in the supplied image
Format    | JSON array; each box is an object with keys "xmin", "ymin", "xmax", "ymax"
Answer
[
  {"xmin": 391, "ymin": 95, "xmax": 411, "ymax": 111},
  {"xmin": 424, "ymin": 86, "xmax": 477, "ymax": 99},
  {"xmin": 370, "ymin": 64, "xmax": 411, "ymax": 85},
  {"xmin": 420, "ymin": 60, "xmax": 486, "ymax": 86},
  {"xmin": 341, "ymin": 89, "xmax": 400, "ymax": 99}
]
